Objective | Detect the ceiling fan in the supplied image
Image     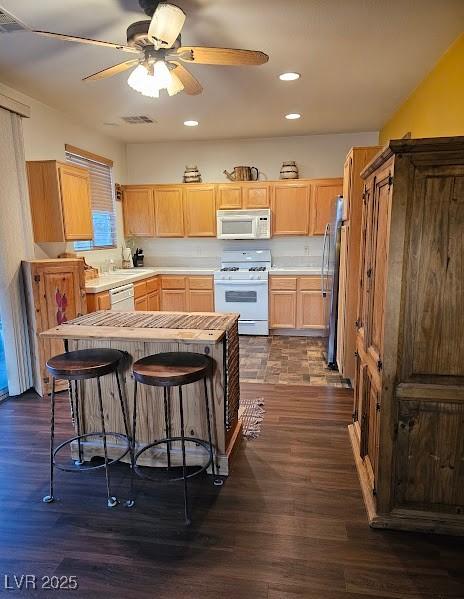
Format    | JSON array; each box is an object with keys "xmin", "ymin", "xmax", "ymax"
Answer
[{"xmin": 29, "ymin": 0, "xmax": 269, "ymax": 98}]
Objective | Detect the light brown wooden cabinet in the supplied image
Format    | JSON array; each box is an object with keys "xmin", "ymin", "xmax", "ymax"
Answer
[
  {"xmin": 183, "ymin": 185, "xmax": 216, "ymax": 237},
  {"xmin": 123, "ymin": 186, "xmax": 155, "ymax": 237},
  {"xmin": 272, "ymin": 181, "xmax": 311, "ymax": 235},
  {"xmin": 217, "ymin": 184, "xmax": 243, "ymax": 209},
  {"xmin": 23, "ymin": 259, "xmax": 87, "ymax": 396},
  {"xmin": 27, "ymin": 160, "xmax": 93, "ymax": 242},
  {"xmin": 154, "ymin": 187, "xmax": 184, "ymax": 237},
  {"xmin": 161, "ymin": 275, "xmax": 214, "ymax": 312},
  {"xmin": 309, "ymin": 178, "xmax": 343, "ymax": 235},
  {"xmin": 243, "ymin": 182, "xmax": 270, "ymax": 208},
  {"xmin": 350, "ymin": 136, "xmax": 464, "ymax": 536},
  {"xmin": 86, "ymin": 290, "xmax": 110, "ymax": 312},
  {"xmin": 269, "ymin": 276, "xmax": 328, "ymax": 330},
  {"xmin": 336, "ymin": 147, "xmax": 381, "ymax": 382}
]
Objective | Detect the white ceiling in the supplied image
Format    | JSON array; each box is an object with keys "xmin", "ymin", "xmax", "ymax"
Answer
[{"xmin": 0, "ymin": 0, "xmax": 462, "ymax": 142}]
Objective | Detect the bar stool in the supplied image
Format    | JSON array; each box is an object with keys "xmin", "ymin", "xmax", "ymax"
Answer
[
  {"xmin": 43, "ymin": 348, "xmax": 131, "ymax": 508},
  {"xmin": 128, "ymin": 352, "xmax": 223, "ymax": 525}
]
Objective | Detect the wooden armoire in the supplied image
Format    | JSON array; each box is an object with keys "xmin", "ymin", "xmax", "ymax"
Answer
[
  {"xmin": 23, "ymin": 259, "xmax": 87, "ymax": 397},
  {"xmin": 349, "ymin": 136, "xmax": 464, "ymax": 535}
]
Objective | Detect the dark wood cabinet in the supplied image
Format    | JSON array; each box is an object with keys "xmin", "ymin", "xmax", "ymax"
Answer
[{"xmin": 349, "ymin": 136, "xmax": 464, "ymax": 535}]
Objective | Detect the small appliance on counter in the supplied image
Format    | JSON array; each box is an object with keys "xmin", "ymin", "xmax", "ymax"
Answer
[
  {"xmin": 214, "ymin": 249, "xmax": 271, "ymax": 335},
  {"xmin": 133, "ymin": 248, "xmax": 144, "ymax": 267},
  {"xmin": 122, "ymin": 246, "xmax": 134, "ymax": 269}
]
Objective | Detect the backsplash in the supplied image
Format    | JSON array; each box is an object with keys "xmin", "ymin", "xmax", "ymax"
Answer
[{"xmin": 130, "ymin": 236, "xmax": 324, "ymax": 269}]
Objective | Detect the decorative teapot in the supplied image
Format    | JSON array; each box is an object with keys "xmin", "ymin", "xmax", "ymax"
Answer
[{"xmin": 223, "ymin": 165, "xmax": 259, "ymax": 181}]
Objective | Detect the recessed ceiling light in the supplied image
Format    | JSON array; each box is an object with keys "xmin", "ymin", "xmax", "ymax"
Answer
[
  {"xmin": 184, "ymin": 120, "xmax": 199, "ymax": 127},
  {"xmin": 279, "ymin": 72, "xmax": 300, "ymax": 81},
  {"xmin": 285, "ymin": 113, "xmax": 301, "ymax": 120}
]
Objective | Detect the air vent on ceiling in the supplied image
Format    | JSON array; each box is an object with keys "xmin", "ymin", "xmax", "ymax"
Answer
[
  {"xmin": 0, "ymin": 8, "xmax": 27, "ymax": 33},
  {"xmin": 121, "ymin": 115, "xmax": 154, "ymax": 124}
]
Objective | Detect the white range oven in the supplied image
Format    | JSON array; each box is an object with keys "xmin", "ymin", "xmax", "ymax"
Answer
[
  {"xmin": 217, "ymin": 209, "xmax": 271, "ymax": 240},
  {"xmin": 214, "ymin": 250, "xmax": 271, "ymax": 336}
]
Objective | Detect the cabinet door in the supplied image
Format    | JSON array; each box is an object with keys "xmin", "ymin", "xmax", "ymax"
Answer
[
  {"xmin": 272, "ymin": 182, "xmax": 310, "ymax": 235},
  {"xmin": 147, "ymin": 291, "xmax": 160, "ymax": 311},
  {"xmin": 135, "ymin": 296, "xmax": 148, "ymax": 311},
  {"xmin": 97, "ymin": 292, "xmax": 111, "ymax": 311},
  {"xmin": 188, "ymin": 290, "xmax": 214, "ymax": 312},
  {"xmin": 360, "ymin": 368, "xmax": 381, "ymax": 493},
  {"xmin": 365, "ymin": 171, "xmax": 392, "ymax": 368},
  {"xmin": 243, "ymin": 183, "xmax": 270, "ymax": 209},
  {"xmin": 297, "ymin": 290, "xmax": 327, "ymax": 329},
  {"xmin": 269, "ymin": 291, "xmax": 297, "ymax": 328},
  {"xmin": 336, "ymin": 224, "xmax": 349, "ymax": 373},
  {"xmin": 123, "ymin": 187, "xmax": 155, "ymax": 237},
  {"xmin": 217, "ymin": 185, "xmax": 242, "ymax": 209},
  {"xmin": 356, "ymin": 184, "xmax": 371, "ymax": 342},
  {"xmin": 161, "ymin": 289, "xmax": 187, "ymax": 312},
  {"xmin": 183, "ymin": 185, "xmax": 216, "ymax": 237},
  {"xmin": 342, "ymin": 155, "xmax": 353, "ymax": 221},
  {"xmin": 58, "ymin": 164, "xmax": 93, "ymax": 240},
  {"xmin": 154, "ymin": 187, "xmax": 184, "ymax": 237},
  {"xmin": 310, "ymin": 178, "xmax": 343, "ymax": 235}
]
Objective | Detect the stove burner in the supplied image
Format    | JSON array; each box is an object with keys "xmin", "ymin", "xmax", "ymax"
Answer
[
  {"xmin": 249, "ymin": 266, "xmax": 266, "ymax": 271},
  {"xmin": 221, "ymin": 267, "xmax": 239, "ymax": 272}
]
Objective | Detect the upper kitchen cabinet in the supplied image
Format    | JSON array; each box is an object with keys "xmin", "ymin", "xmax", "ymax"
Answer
[
  {"xmin": 183, "ymin": 184, "xmax": 216, "ymax": 237},
  {"xmin": 272, "ymin": 181, "xmax": 311, "ymax": 235},
  {"xmin": 242, "ymin": 182, "xmax": 270, "ymax": 209},
  {"xmin": 309, "ymin": 178, "xmax": 343, "ymax": 235},
  {"xmin": 27, "ymin": 160, "xmax": 93, "ymax": 242},
  {"xmin": 123, "ymin": 186, "xmax": 155, "ymax": 237},
  {"xmin": 217, "ymin": 184, "xmax": 242, "ymax": 209},
  {"xmin": 154, "ymin": 186, "xmax": 184, "ymax": 237}
]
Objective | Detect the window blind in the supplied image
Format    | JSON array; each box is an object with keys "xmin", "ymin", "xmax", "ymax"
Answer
[{"xmin": 66, "ymin": 150, "xmax": 116, "ymax": 250}]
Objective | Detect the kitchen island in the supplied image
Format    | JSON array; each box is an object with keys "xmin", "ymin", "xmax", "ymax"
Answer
[{"xmin": 40, "ymin": 310, "xmax": 240, "ymax": 475}]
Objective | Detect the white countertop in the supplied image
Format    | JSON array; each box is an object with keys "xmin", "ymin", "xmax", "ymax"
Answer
[{"xmin": 85, "ymin": 265, "xmax": 322, "ymax": 293}]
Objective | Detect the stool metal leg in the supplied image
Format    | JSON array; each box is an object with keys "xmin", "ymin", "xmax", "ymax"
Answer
[
  {"xmin": 115, "ymin": 370, "xmax": 131, "ymax": 444},
  {"xmin": 163, "ymin": 387, "xmax": 171, "ymax": 471},
  {"xmin": 43, "ymin": 377, "xmax": 56, "ymax": 503},
  {"xmin": 96, "ymin": 377, "xmax": 117, "ymax": 508},
  {"xmin": 125, "ymin": 379, "xmax": 137, "ymax": 508},
  {"xmin": 204, "ymin": 377, "xmax": 223, "ymax": 486},
  {"xmin": 74, "ymin": 380, "xmax": 84, "ymax": 466},
  {"xmin": 178, "ymin": 385, "xmax": 190, "ymax": 525}
]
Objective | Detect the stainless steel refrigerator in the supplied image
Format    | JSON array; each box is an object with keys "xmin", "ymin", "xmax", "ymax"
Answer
[{"xmin": 321, "ymin": 195, "xmax": 344, "ymax": 369}]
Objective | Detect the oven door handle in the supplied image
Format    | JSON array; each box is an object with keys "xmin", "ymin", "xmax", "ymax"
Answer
[{"xmin": 214, "ymin": 280, "xmax": 268, "ymax": 286}]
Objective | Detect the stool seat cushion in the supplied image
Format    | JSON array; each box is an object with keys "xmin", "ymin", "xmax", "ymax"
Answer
[
  {"xmin": 133, "ymin": 352, "xmax": 212, "ymax": 387},
  {"xmin": 46, "ymin": 348, "xmax": 124, "ymax": 380}
]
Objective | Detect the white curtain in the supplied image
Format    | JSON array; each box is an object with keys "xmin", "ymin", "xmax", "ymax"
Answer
[{"xmin": 0, "ymin": 107, "xmax": 34, "ymax": 395}]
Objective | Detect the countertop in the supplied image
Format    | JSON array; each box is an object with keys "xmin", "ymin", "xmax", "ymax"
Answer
[
  {"xmin": 41, "ymin": 310, "xmax": 240, "ymax": 345},
  {"xmin": 85, "ymin": 266, "xmax": 322, "ymax": 293}
]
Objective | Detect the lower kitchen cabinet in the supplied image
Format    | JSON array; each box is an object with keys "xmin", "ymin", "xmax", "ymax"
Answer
[
  {"xmin": 270, "ymin": 291, "xmax": 297, "ymax": 328},
  {"xmin": 161, "ymin": 289, "xmax": 187, "ymax": 311},
  {"xmin": 86, "ymin": 290, "xmax": 110, "ymax": 312},
  {"xmin": 147, "ymin": 290, "xmax": 160, "ymax": 311},
  {"xmin": 188, "ymin": 290, "xmax": 214, "ymax": 312},
  {"xmin": 269, "ymin": 276, "xmax": 328, "ymax": 331},
  {"xmin": 135, "ymin": 295, "xmax": 149, "ymax": 311}
]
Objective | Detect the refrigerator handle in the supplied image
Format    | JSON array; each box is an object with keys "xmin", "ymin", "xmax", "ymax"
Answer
[{"xmin": 321, "ymin": 223, "xmax": 329, "ymax": 298}]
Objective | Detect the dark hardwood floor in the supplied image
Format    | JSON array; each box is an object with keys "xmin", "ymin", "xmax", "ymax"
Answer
[{"xmin": 0, "ymin": 384, "xmax": 463, "ymax": 598}]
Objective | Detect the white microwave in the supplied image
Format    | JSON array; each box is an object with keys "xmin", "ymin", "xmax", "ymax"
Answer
[{"xmin": 217, "ymin": 209, "xmax": 271, "ymax": 240}]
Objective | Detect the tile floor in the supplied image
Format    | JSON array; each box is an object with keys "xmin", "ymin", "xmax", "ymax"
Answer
[{"xmin": 239, "ymin": 335, "xmax": 351, "ymax": 387}]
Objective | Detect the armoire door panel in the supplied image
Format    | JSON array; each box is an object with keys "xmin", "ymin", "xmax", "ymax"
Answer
[{"xmin": 404, "ymin": 171, "xmax": 464, "ymax": 380}]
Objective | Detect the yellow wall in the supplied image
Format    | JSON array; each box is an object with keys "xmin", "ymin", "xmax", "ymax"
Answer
[{"xmin": 380, "ymin": 33, "xmax": 464, "ymax": 144}]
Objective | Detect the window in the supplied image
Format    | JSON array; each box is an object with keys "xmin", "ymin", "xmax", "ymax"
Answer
[{"xmin": 65, "ymin": 146, "xmax": 116, "ymax": 251}]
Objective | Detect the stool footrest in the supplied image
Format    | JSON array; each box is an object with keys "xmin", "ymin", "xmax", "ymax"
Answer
[{"xmin": 53, "ymin": 432, "xmax": 131, "ymax": 473}]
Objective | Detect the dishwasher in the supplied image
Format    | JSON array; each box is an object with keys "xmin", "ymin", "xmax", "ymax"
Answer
[{"xmin": 109, "ymin": 284, "xmax": 135, "ymax": 311}]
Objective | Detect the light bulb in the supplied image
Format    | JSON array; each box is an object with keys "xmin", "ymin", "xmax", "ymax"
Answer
[
  {"xmin": 127, "ymin": 64, "xmax": 150, "ymax": 93},
  {"xmin": 152, "ymin": 60, "xmax": 172, "ymax": 90}
]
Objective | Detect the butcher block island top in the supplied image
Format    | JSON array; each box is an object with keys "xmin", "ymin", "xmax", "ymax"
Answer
[
  {"xmin": 41, "ymin": 310, "xmax": 240, "ymax": 344},
  {"xmin": 41, "ymin": 310, "xmax": 241, "ymax": 476}
]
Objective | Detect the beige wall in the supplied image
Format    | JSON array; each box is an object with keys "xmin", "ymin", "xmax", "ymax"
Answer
[
  {"xmin": 0, "ymin": 82, "xmax": 126, "ymax": 268},
  {"xmin": 126, "ymin": 131, "xmax": 379, "ymax": 184}
]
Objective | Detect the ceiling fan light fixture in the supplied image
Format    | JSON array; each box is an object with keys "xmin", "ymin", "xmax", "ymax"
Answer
[
  {"xmin": 152, "ymin": 59, "xmax": 172, "ymax": 89},
  {"xmin": 148, "ymin": 3, "xmax": 186, "ymax": 50},
  {"xmin": 167, "ymin": 72, "xmax": 184, "ymax": 96}
]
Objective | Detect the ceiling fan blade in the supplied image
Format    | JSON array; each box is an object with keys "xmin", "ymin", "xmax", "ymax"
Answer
[
  {"xmin": 32, "ymin": 30, "xmax": 140, "ymax": 54},
  {"xmin": 148, "ymin": 3, "xmax": 186, "ymax": 49},
  {"xmin": 170, "ymin": 62, "xmax": 202, "ymax": 95},
  {"xmin": 83, "ymin": 60, "xmax": 139, "ymax": 81},
  {"xmin": 176, "ymin": 47, "xmax": 269, "ymax": 66}
]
